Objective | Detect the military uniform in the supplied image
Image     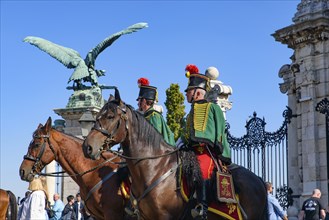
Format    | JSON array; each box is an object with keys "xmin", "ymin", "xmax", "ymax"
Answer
[
  {"xmin": 137, "ymin": 77, "xmax": 175, "ymax": 146},
  {"xmin": 181, "ymin": 64, "xmax": 231, "ymax": 219},
  {"xmin": 144, "ymin": 106, "xmax": 175, "ymax": 146},
  {"xmin": 182, "ymin": 99, "xmax": 230, "ymax": 178}
]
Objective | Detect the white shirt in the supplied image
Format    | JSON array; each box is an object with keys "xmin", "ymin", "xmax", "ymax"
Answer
[
  {"xmin": 21, "ymin": 190, "xmax": 49, "ymax": 220},
  {"xmin": 77, "ymin": 202, "xmax": 82, "ymax": 220}
]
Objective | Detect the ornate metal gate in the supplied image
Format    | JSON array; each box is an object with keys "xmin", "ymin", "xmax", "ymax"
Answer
[{"xmin": 226, "ymin": 107, "xmax": 294, "ymax": 208}]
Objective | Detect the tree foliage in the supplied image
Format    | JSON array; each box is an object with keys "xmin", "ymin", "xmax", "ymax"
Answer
[{"xmin": 165, "ymin": 84, "xmax": 185, "ymax": 141}]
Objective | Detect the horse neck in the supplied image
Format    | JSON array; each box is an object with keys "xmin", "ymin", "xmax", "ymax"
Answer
[
  {"xmin": 124, "ymin": 110, "xmax": 177, "ymax": 183},
  {"xmin": 49, "ymin": 128, "xmax": 105, "ymax": 182}
]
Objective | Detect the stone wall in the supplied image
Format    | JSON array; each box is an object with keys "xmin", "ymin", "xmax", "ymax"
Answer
[{"xmin": 273, "ymin": 0, "xmax": 329, "ymax": 210}]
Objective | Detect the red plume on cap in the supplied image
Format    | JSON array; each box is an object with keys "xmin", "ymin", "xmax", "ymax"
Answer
[
  {"xmin": 185, "ymin": 64, "xmax": 199, "ymax": 74},
  {"xmin": 185, "ymin": 64, "xmax": 199, "ymax": 78},
  {"xmin": 137, "ymin": 77, "xmax": 150, "ymax": 87}
]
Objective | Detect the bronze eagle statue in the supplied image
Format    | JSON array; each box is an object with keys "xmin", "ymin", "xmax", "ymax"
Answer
[{"xmin": 24, "ymin": 22, "xmax": 148, "ymax": 90}]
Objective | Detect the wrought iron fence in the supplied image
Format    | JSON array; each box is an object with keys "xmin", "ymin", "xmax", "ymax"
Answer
[{"xmin": 226, "ymin": 107, "xmax": 294, "ymax": 209}]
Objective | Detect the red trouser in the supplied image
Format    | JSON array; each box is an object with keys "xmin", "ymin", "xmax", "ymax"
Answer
[{"xmin": 193, "ymin": 145, "xmax": 214, "ymax": 180}]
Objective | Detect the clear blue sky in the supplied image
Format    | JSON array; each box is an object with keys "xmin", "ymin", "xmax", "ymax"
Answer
[{"xmin": 1, "ymin": 1, "xmax": 298, "ymax": 199}]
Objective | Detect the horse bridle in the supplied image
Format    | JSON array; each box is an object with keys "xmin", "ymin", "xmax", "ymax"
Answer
[
  {"xmin": 93, "ymin": 103, "xmax": 180, "ymax": 161},
  {"xmin": 23, "ymin": 132, "xmax": 58, "ymax": 175},
  {"xmin": 92, "ymin": 104, "xmax": 129, "ymax": 151}
]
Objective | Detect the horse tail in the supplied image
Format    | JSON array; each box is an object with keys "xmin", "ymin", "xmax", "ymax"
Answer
[{"xmin": 6, "ymin": 190, "xmax": 17, "ymax": 220}]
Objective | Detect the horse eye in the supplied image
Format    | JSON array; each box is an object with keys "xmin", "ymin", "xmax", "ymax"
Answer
[{"xmin": 31, "ymin": 141, "xmax": 40, "ymax": 148}]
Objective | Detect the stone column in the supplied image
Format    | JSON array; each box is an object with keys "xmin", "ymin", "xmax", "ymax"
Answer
[
  {"xmin": 272, "ymin": 0, "xmax": 329, "ymax": 209},
  {"xmin": 45, "ymin": 160, "xmax": 56, "ymax": 205}
]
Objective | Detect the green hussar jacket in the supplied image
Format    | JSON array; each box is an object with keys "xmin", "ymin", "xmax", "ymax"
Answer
[
  {"xmin": 181, "ymin": 100, "xmax": 231, "ymax": 161},
  {"xmin": 144, "ymin": 107, "xmax": 176, "ymax": 146}
]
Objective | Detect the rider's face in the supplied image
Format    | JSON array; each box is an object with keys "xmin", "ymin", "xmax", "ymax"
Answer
[
  {"xmin": 137, "ymin": 98, "xmax": 147, "ymax": 112},
  {"xmin": 185, "ymin": 89, "xmax": 194, "ymax": 103}
]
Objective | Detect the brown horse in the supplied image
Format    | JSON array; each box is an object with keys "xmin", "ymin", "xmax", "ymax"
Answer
[
  {"xmin": 19, "ymin": 117, "xmax": 130, "ymax": 220},
  {"xmin": 83, "ymin": 91, "xmax": 268, "ymax": 220},
  {"xmin": 0, "ymin": 189, "xmax": 17, "ymax": 220}
]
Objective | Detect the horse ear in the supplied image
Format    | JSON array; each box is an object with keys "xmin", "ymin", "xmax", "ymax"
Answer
[
  {"xmin": 37, "ymin": 124, "xmax": 43, "ymax": 129},
  {"xmin": 45, "ymin": 117, "xmax": 52, "ymax": 132},
  {"xmin": 108, "ymin": 94, "xmax": 115, "ymax": 102},
  {"xmin": 114, "ymin": 87, "xmax": 121, "ymax": 102}
]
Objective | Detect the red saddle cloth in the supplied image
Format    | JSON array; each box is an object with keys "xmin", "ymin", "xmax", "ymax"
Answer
[{"xmin": 180, "ymin": 174, "xmax": 243, "ymax": 220}]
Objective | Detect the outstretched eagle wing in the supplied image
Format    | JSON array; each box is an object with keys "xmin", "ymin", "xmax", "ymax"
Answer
[
  {"xmin": 84, "ymin": 22, "xmax": 148, "ymax": 67},
  {"xmin": 23, "ymin": 36, "xmax": 89, "ymax": 82}
]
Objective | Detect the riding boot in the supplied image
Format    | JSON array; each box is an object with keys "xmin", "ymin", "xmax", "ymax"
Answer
[{"xmin": 191, "ymin": 180, "xmax": 208, "ymax": 219}]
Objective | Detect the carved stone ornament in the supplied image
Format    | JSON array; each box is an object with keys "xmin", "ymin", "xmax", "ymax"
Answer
[
  {"xmin": 293, "ymin": 0, "xmax": 329, "ymax": 24},
  {"xmin": 272, "ymin": 0, "xmax": 329, "ymax": 49},
  {"xmin": 278, "ymin": 64, "xmax": 295, "ymax": 94},
  {"xmin": 66, "ymin": 86, "xmax": 105, "ymax": 108}
]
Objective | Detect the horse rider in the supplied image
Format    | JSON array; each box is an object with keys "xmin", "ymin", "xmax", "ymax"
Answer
[
  {"xmin": 136, "ymin": 77, "xmax": 175, "ymax": 146},
  {"xmin": 179, "ymin": 64, "xmax": 231, "ymax": 219},
  {"xmin": 123, "ymin": 77, "xmax": 176, "ymax": 216}
]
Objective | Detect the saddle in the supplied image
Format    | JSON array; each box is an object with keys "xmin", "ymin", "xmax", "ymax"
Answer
[
  {"xmin": 179, "ymin": 164, "xmax": 243, "ymax": 220},
  {"xmin": 179, "ymin": 149, "xmax": 243, "ymax": 220}
]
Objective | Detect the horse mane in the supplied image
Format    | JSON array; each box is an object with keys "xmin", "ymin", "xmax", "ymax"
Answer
[
  {"xmin": 126, "ymin": 104, "xmax": 202, "ymax": 189},
  {"xmin": 53, "ymin": 129, "xmax": 84, "ymax": 143},
  {"xmin": 103, "ymin": 101, "xmax": 202, "ymax": 190},
  {"xmin": 129, "ymin": 106, "xmax": 164, "ymax": 147},
  {"xmin": 101, "ymin": 103, "xmax": 171, "ymax": 151},
  {"xmin": 33, "ymin": 126, "xmax": 83, "ymax": 144}
]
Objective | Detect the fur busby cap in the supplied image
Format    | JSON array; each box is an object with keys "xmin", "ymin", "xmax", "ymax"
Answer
[
  {"xmin": 136, "ymin": 77, "xmax": 158, "ymax": 102},
  {"xmin": 184, "ymin": 64, "xmax": 210, "ymax": 92}
]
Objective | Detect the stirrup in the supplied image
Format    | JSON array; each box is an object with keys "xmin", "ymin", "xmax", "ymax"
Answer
[
  {"xmin": 191, "ymin": 204, "xmax": 204, "ymax": 219},
  {"xmin": 124, "ymin": 207, "xmax": 137, "ymax": 217}
]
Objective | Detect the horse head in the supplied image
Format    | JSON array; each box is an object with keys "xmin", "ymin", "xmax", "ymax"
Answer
[
  {"xmin": 83, "ymin": 88, "xmax": 129, "ymax": 160},
  {"xmin": 19, "ymin": 117, "xmax": 57, "ymax": 181}
]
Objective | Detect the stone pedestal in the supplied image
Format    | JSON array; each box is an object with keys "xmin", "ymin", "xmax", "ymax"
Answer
[{"xmin": 273, "ymin": 0, "xmax": 329, "ymax": 210}]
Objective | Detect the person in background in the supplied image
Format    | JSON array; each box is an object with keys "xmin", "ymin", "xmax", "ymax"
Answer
[
  {"xmin": 51, "ymin": 193, "xmax": 65, "ymax": 220},
  {"xmin": 17, "ymin": 191, "xmax": 31, "ymax": 219},
  {"xmin": 136, "ymin": 77, "xmax": 175, "ymax": 146},
  {"xmin": 299, "ymin": 189, "xmax": 326, "ymax": 220},
  {"xmin": 325, "ymin": 206, "xmax": 329, "ymax": 220},
  {"xmin": 73, "ymin": 193, "xmax": 84, "ymax": 220},
  {"xmin": 19, "ymin": 176, "xmax": 49, "ymax": 219},
  {"xmin": 20, "ymin": 191, "xmax": 31, "ymax": 205},
  {"xmin": 62, "ymin": 195, "xmax": 77, "ymax": 220},
  {"xmin": 266, "ymin": 182, "xmax": 288, "ymax": 220}
]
